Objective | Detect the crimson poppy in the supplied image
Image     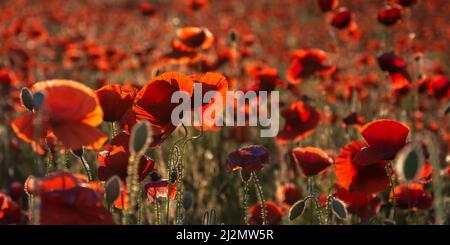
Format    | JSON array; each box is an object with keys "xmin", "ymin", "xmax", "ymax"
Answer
[
  {"xmin": 287, "ymin": 49, "xmax": 334, "ymax": 84},
  {"xmin": 353, "ymin": 119, "xmax": 409, "ymax": 166},
  {"xmin": 342, "ymin": 111, "xmax": 365, "ymax": 128},
  {"xmin": 248, "ymin": 201, "xmax": 284, "ymax": 225},
  {"xmin": 318, "ymin": 0, "xmax": 339, "ymax": 12},
  {"xmin": 144, "ymin": 172, "xmax": 177, "ymax": 203},
  {"xmin": 420, "ymin": 75, "xmax": 450, "ymax": 99},
  {"xmin": 377, "ymin": 52, "xmax": 411, "ymax": 83},
  {"xmin": 139, "ymin": 2, "xmax": 157, "ymax": 16},
  {"xmin": 27, "ymin": 171, "xmax": 114, "ymax": 224},
  {"xmin": 392, "ymin": 183, "xmax": 432, "ymax": 210},
  {"xmin": 333, "ymin": 185, "xmax": 381, "ymax": 221},
  {"xmin": 247, "ymin": 67, "xmax": 283, "ymax": 92},
  {"xmin": 277, "ymin": 101, "xmax": 321, "ymax": 144},
  {"xmin": 12, "ymin": 80, "xmax": 107, "ymax": 150},
  {"xmin": 0, "ymin": 192, "xmax": 24, "ymax": 225},
  {"xmin": 97, "ymin": 131, "xmax": 156, "ymax": 182},
  {"xmin": 133, "ymin": 72, "xmax": 194, "ymax": 143},
  {"xmin": 276, "ymin": 183, "xmax": 302, "ymax": 206},
  {"xmin": 187, "ymin": 0, "xmax": 208, "ymax": 11},
  {"xmin": 290, "ymin": 147, "xmax": 333, "ymax": 177},
  {"xmin": 335, "ymin": 141, "xmax": 390, "ymax": 193},
  {"xmin": 226, "ymin": 145, "xmax": 269, "ymax": 172},
  {"xmin": 330, "ymin": 7, "xmax": 353, "ymax": 29},
  {"xmin": 176, "ymin": 27, "xmax": 214, "ymax": 50},
  {"xmin": 95, "ymin": 84, "xmax": 135, "ymax": 122},
  {"xmin": 191, "ymin": 72, "xmax": 228, "ymax": 130},
  {"xmin": 378, "ymin": 5, "xmax": 403, "ymax": 26}
]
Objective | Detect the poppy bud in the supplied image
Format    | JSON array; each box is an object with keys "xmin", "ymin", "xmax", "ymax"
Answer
[
  {"xmin": 378, "ymin": 5, "xmax": 402, "ymax": 26},
  {"xmin": 330, "ymin": 7, "xmax": 353, "ymax": 29},
  {"xmin": 129, "ymin": 121, "xmax": 151, "ymax": 156},
  {"xmin": 330, "ymin": 197, "xmax": 348, "ymax": 219},
  {"xmin": 318, "ymin": 0, "xmax": 338, "ymax": 12},
  {"xmin": 230, "ymin": 31, "xmax": 238, "ymax": 42},
  {"xmin": 32, "ymin": 91, "xmax": 45, "ymax": 111},
  {"xmin": 20, "ymin": 87, "xmax": 34, "ymax": 111},
  {"xmin": 105, "ymin": 175, "xmax": 121, "ymax": 205},
  {"xmin": 289, "ymin": 199, "xmax": 306, "ymax": 220}
]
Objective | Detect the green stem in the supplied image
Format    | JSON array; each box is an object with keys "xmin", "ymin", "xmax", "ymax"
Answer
[
  {"xmin": 80, "ymin": 156, "xmax": 92, "ymax": 182},
  {"xmin": 242, "ymin": 182, "xmax": 250, "ymax": 225},
  {"xmin": 386, "ymin": 161, "xmax": 397, "ymax": 222},
  {"xmin": 251, "ymin": 171, "xmax": 267, "ymax": 225}
]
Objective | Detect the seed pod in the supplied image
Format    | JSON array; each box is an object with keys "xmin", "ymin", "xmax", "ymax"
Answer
[
  {"xmin": 331, "ymin": 198, "xmax": 348, "ymax": 220},
  {"xmin": 289, "ymin": 199, "xmax": 306, "ymax": 220},
  {"xmin": 20, "ymin": 87, "xmax": 34, "ymax": 111},
  {"xmin": 32, "ymin": 91, "xmax": 45, "ymax": 111},
  {"xmin": 105, "ymin": 175, "xmax": 121, "ymax": 206},
  {"xmin": 395, "ymin": 143, "xmax": 424, "ymax": 182},
  {"xmin": 129, "ymin": 121, "xmax": 151, "ymax": 156}
]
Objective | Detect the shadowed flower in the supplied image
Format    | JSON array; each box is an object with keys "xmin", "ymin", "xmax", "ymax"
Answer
[
  {"xmin": 26, "ymin": 171, "xmax": 114, "ymax": 225},
  {"xmin": 176, "ymin": 26, "xmax": 214, "ymax": 50},
  {"xmin": 276, "ymin": 183, "xmax": 302, "ymax": 207},
  {"xmin": 318, "ymin": 0, "xmax": 339, "ymax": 12},
  {"xmin": 330, "ymin": 7, "xmax": 353, "ymax": 29},
  {"xmin": 342, "ymin": 111, "xmax": 365, "ymax": 128},
  {"xmin": 353, "ymin": 119, "xmax": 409, "ymax": 166},
  {"xmin": 97, "ymin": 131, "xmax": 156, "ymax": 181},
  {"xmin": 0, "ymin": 192, "xmax": 24, "ymax": 225},
  {"xmin": 287, "ymin": 49, "xmax": 334, "ymax": 84},
  {"xmin": 394, "ymin": 0, "xmax": 417, "ymax": 7},
  {"xmin": 378, "ymin": 4, "xmax": 403, "ymax": 26},
  {"xmin": 335, "ymin": 141, "xmax": 390, "ymax": 193},
  {"xmin": 12, "ymin": 80, "xmax": 107, "ymax": 150},
  {"xmin": 95, "ymin": 84, "xmax": 135, "ymax": 122},
  {"xmin": 290, "ymin": 147, "xmax": 333, "ymax": 177},
  {"xmin": 392, "ymin": 183, "xmax": 432, "ymax": 210},
  {"xmin": 249, "ymin": 201, "xmax": 283, "ymax": 225},
  {"xmin": 226, "ymin": 145, "xmax": 269, "ymax": 172},
  {"xmin": 145, "ymin": 172, "xmax": 176, "ymax": 203},
  {"xmin": 277, "ymin": 101, "xmax": 321, "ymax": 144}
]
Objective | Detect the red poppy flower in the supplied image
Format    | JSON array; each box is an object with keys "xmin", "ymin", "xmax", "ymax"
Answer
[
  {"xmin": 353, "ymin": 119, "xmax": 409, "ymax": 166},
  {"xmin": 95, "ymin": 84, "xmax": 135, "ymax": 122},
  {"xmin": 377, "ymin": 52, "xmax": 411, "ymax": 82},
  {"xmin": 176, "ymin": 27, "xmax": 214, "ymax": 50},
  {"xmin": 392, "ymin": 183, "xmax": 432, "ymax": 210},
  {"xmin": 277, "ymin": 101, "xmax": 321, "ymax": 144},
  {"xmin": 226, "ymin": 145, "xmax": 269, "ymax": 172},
  {"xmin": 12, "ymin": 80, "xmax": 107, "ymax": 150},
  {"xmin": 0, "ymin": 192, "xmax": 24, "ymax": 225},
  {"xmin": 394, "ymin": 0, "xmax": 417, "ymax": 7},
  {"xmin": 330, "ymin": 7, "xmax": 353, "ymax": 29},
  {"xmin": 248, "ymin": 201, "xmax": 284, "ymax": 225},
  {"xmin": 97, "ymin": 131, "xmax": 156, "ymax": 182},
  {"xmin": 378, "ymin": 5, "xmax": 403, "ymax": 26},
  {"xmin": 7, "ymin": 182, "xmax": 24, "ymax": 202},
  {"xmin": 276, "ymin": 183, "xmax": 302, "ymax": 206},
  {"xmin": 0, "ymin": 68, "xmax": 19, "ymax": 90},
  {"xmin": 333, "ymin": 185, "xmax": 381, "ymax": 221},
  {"xmin": 27, "ymin": 171, "xmax": 114, "ymax": 224},
  {"xmin": 187, "ymin": 0, "xmax": 208, "ymax": 11},
  {"xmin": 290, "ymin": 147, "xmax": 333, "ymax": 177},
  {"xmin": 145, "ymin": 177, "xmax": 177, "ymax": 203},
  {"xmin": 342, "ymin": 111, "xmax": 365, "ymax": 128},
  {"xmin": 287, "ymin": 49, "xmax": 334, "ymax": 84},
  {"xmin": 139, "ymin": 2, "xmax": 157, "ymax": 16},
  {"xmin": 133, "ymin": 72, "xmax": 194, "ymax": 142},
  {"xmin": 318, "ymin": 0, "xmax": 339, "ymax": 12},
  {"xmin": 191, "ymin": 72, "xmax": 228, "ymax": 130},
  {"xmin": 335, "ymin": 141, "xmax": 390, "ymax": 193},
  {"xmin": 420, "ymin": 75, "xmax": 450, "ymax": 99},
  {"xmin": 248, "ymin": 67, "xmax": 283, "ymax": 92}
]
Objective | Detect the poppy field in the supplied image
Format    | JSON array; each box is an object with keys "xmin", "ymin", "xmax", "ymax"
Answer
[{"xmin": 0, "ymin": 0, "xmax": 449, "ymax": 226}]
